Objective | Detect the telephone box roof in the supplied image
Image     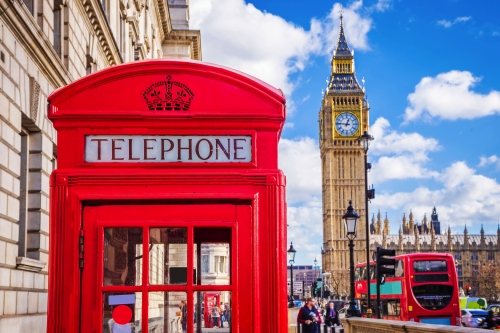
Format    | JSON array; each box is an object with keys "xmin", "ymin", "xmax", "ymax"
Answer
[{"xmin": 48, "ymin": 59, "xmax": 286, "ymax": 122}]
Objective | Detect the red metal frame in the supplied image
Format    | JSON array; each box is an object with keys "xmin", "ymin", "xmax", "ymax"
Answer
[{"xmin": 47, "ymin": 60, "xmax": 287, "ymax": 333}]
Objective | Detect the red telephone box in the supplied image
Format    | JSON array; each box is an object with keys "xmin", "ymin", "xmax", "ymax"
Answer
[
  {"xmin": 204, "ymin": 293, "xmax": 220, "ymax": 328},
  {"xmin": 47, "ymin": 60, "xmax": 287, "ymax": 333}
]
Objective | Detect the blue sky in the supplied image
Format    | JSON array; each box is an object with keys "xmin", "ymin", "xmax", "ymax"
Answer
[{"xmin": 191, "ymin": 0, "xmax": 500, "ymax": 264}]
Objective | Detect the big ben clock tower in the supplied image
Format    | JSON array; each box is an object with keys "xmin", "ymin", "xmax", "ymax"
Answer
[{"xmin": 319, "ymin": 11, "xmax": 370, "ymax": 280}]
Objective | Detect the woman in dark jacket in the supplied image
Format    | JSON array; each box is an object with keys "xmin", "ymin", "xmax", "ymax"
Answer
[
  {"xmin": 324, "ymin": 301, "xmax": 341, "ymax": 327},
  {"xmin": 297, "ymin": 298, "xmax": 322, "ymax": 333}
]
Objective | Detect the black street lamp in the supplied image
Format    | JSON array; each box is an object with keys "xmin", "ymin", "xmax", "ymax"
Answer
[
  {"xmin": 342, "ymin": 200, "xmax": 361, "ymax": 318},
  {"xmin": 288, "ymin": 242, "xmax": 297, "ymax": 308},
  {"xmin": 358, "ymin": 131, "xmax": 374, "ymax": 312}
]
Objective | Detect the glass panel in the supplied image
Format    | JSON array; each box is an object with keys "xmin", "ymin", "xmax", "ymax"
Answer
[
  {"xmin": 102, "ymin": 292, "xmax": 141, "ymax": 332},
  {"xmin": 412, "ymin": 285, "xmax": 453, "ymax": 310},
  {"xmin": 197, "ymin": 243, "xmax": 230, "ymax": 285},
  {"xmin": 413, "ymin": 260, "xmax": 447, "ymax": 272},
  {"xmin": 149, "ymin": 228, "xmax": 188, "ymax": 285},
  {"xmin": 103, "ymin": 228, "xmax": 143, "ymax": 286},
  {"xmin": 194, "ymin": 291, "xmax": 231, "ymax": 333},
  {"xmin": 148, "ymin": 291, "xmax": 187, "ymax": 333}
]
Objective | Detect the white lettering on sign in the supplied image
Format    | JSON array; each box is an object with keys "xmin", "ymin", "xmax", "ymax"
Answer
[{"xmin": 85, "ymin": 135, "xmax": 252, "ymax": 163}]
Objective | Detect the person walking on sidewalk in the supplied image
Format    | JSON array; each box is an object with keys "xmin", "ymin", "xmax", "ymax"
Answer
[{"xmin": 297, "ymin": 297, "xmax": 322, "ymax": 333}]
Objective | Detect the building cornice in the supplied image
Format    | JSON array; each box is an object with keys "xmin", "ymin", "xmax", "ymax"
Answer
[
  {"xmin": 82, "ymin": 0, "xmax": 122, "ymax": 65},
  {"xmin": 0, "ymin": 0, "xmax": 72, "ymax": 88},
  {"xmin": 155, "ymin": 0, "xmax": 172, "ymax": 41},
  {"xmin": 164, "ymin": 29, "xmax": 202, "ymax": 60}
]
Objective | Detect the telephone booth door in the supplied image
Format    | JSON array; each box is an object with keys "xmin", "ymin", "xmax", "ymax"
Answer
[{"xmin": 81, "ymin": 204, "xmax": 251, "ymax": 333}]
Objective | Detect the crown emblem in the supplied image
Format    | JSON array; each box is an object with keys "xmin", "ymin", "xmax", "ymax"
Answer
[{"xmin": 143, "ymin": 75, "xmax": 194, "ymax": 111}]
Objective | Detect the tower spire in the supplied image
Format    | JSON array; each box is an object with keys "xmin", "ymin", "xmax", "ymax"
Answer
[{"xmin": 334, "ymin": 4, "xmax": 352, "ymax": 59}]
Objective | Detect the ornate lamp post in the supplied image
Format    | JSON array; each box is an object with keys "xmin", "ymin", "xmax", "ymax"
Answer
[
  {"xmin": 358, "ymin": 131, "xmax": 374, "ymax": 312},
  {"xmin": 288, "ymin": 242, "xmax": 297, "ymax": 308},
  {"xmin": 343, "ymin": 200, "xmax": 361, "ymax": 318}
]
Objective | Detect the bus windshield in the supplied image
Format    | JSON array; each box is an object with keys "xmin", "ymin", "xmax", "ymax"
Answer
[
  {"xmin": 412, "ymin": 285, "xmax": 453, "ymax": 310},
  {"xmin": 413, "ymin": 260, "xmax": 447, "ymax": 272}
]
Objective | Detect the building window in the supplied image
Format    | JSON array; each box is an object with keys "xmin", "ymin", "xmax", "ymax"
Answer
[
  {"xmin": 214, "ymin": 256, "xmax": 226, "ymax": 274},
  {"xmin": 472, "ymin": 265, "xmax": 479, "ymax": 277},
  {"xmin": 457, "ymin": 265, "xmax": 462, "ymax": 277},
  {"xmin": 488, "ymin": 252, "xmax": 495, "ymax": 260},
  {"xmin": 471, "ymin": 253, "xmax": 478, "ymax": 261},
  {"xmin": 201, "ymin": 255, "xmax": 209, "ymax": 273},
  {"xmin": 18, "ymin": 129, "xmax": 30, "ymax": 257},
  {"xmin": 454, "ymin": 253, "xmax": 462, "ymax": 260},
  {"xmin": 23, "ymin": 0, "xmax": 35, "ymax": 15}
]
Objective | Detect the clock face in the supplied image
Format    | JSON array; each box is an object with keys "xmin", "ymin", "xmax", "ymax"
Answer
[{"xmin": 335, "ymin": 113, "xmax": 359, "ymax": 136}]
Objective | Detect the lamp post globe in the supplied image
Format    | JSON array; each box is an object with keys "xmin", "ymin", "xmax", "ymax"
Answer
[
  {"xmin": 358, "ymin": 131, "xmax": 374, "ymax": 152},
  {"xmin": 342, "ymin": 200, "xmax": 361, "ymax": 318},
  {"xmin": 287, "ymin": 243, "xmax": 297, "ymax": 308}
]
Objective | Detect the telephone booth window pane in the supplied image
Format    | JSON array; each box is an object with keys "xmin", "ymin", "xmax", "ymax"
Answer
[
  {"xmin": 196, "ymin": 243, "xmax": 230, "ymax": 285},
  {"xmin": 149, "ymin": 228, "xmax": 188, "ymax": 285},
  {"xmin": 148, "ymin": 291, "xmax": 187, "ymax": 332},
  {"xmin": 102, "ymin": 292, "xmax": 141, "ymax": 333},
  {"xmin": 194, "ymin": 291, "xmax": 232, "ymax": 332},
  {"xmin": 103, "ymin": 228, "xmax": 143, "ymax": 286},
  {"xmin": 194, "ymin": 227, "xmax": 232, "ymax": 286}
]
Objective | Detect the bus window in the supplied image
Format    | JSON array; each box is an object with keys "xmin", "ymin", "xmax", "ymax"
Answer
[
  {"xmin": 355, "ymin": 267, "xmax": 363, "ymax": 281},
  {"xmin": 370, "ymin": 264, "xmax": 376, "ymax": 279},
  {"xmin": 412, "ymin": 285, "xmax": 453, "ymax": 310},
  {"xmin": 387, "ymin": 300, "xmax": 401, "ymax": 316},
  {"xmin": 395, "ymin": 260, "xmax": 404, "ymax": 277},
  {"xmin": 413, "ymin": 260, "xmax": 447, "ymax": 272}
]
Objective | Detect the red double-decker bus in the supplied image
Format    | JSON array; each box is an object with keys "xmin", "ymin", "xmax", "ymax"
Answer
[{"xmin": 354, "ymin": 253, "xmax": 461, "ymax": 326}]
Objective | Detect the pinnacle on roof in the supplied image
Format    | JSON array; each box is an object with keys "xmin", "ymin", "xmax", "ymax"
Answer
[{"xmin": 333, "ymin": 8, "xmax": 353, "ymax": 59}]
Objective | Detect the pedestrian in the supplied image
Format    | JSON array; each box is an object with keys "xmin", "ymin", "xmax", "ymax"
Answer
[
  {"xmin": 219, "ymin": 302, "xmax": 225, "ymax": 327},
  {"xmin": 211, "ymin": 303, "xmax": 220, "ymax": 328},
  {"xmin": 325, "ymin": 301, "xmax": 341, "ymax": 327},
  {"xmin": 180, "ymin": 300, "xmax": 187, "ymax": 333},
  {"xmin": 297, "ymin": 297, "xmax": 322, "ymax": 333}
]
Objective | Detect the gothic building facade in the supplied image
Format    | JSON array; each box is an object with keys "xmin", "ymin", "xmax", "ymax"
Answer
[
  {"xmin": 370, "ymin": 207, "xmax": 500, "ymax": 296},
  {"xmin": 0, "ymin": 0, "xmax": 200, "ymax": 330}
]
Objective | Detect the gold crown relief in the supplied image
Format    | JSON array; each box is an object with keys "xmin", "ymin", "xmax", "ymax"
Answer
[{"xmin": 143, "ymin": 75, "xmax": 194, "ymax": 111}]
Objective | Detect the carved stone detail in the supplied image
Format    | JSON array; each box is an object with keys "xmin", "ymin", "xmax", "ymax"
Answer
[{"xmin": 29, "ymin": 76, "xmax": 41, "ymax": 123}]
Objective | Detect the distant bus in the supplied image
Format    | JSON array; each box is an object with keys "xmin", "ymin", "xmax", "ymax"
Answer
[{"xmin": 355, "ymin": 253, "xmax": 461, "ymax": 326}]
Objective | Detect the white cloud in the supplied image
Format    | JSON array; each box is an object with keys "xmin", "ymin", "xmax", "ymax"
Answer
[
  {"xmin": 374, "ymin": 161, "xmax": 500, "ymax": 228},
  {"xmin": 190, "ymin": 0, "xmax": 376, "ymax": 98},
  {"xmin": 370, "ymin": 0, "xmax": 392, "ymax": 12},
  {"xmin": 404, "ymin": 70, "xmax": 500, "ymax": 122},
  {"xmin": 369, "ymin": 117, "xmax": 440, "ymax": 183},
  {"xmin": 323, "ymin": 1, "xmax": 373, "ymax": 55},
  {"xmin": 437, "ymin": 16, "xmax": 471, "ymax": 28},
  {"xmin": 287, "ymin": 202, "xmax": 323, "ymax": 261},
  {"xmin": 278, "ymin": 137, "xmax": 322, "ymax": 204},
  {"xmin": 278, "ymin": 136, "xmax": 323, "ymax": 262},
  {"xmin": 479, "ymin": 155, "xmax": 500, "ymax": 168},
  {"xmin": 190, "ymin": 0, "xmax": 322, "ymax": 96}
]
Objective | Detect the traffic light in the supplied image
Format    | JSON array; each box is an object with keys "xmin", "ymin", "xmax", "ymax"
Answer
[
  {"xmin": 466, "ymin": 285, "xmax": 471, "ymax": 296},
  {"xmin": 312, "ymin": 281, "xmax": 317, "ymax": 296},
  {"xmin": 375, "ymin": 247, "xmax": 396, "ymax": 319},
  {"xmin": 376, "ymin": 247, "xmax": 396, "ymax": 285}
]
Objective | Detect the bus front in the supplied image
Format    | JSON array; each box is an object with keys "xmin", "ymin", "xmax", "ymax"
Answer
[{"xmin": 407, "ymin": 254, "xmax": 461, "ymax": 326}]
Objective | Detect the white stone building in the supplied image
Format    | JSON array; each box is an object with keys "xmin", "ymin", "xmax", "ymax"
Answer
[{"xmin": 0, "ymin": 0, "xmax": 201, "ymax": 330}]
